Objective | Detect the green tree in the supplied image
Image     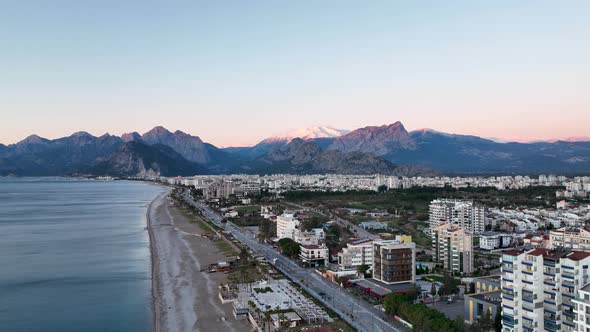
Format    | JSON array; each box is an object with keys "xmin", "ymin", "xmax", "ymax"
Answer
[
  {"xmin": 277, "ymin": 238, "xmax": 300, "ymax": 258},
  {"xmin": 357, "ymin": 264, "xmax": 370, "ymax": 277}
]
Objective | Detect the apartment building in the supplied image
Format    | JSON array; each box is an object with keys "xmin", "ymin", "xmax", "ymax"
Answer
[
  {"xmin": 299, "ymin": 244, "xmax": 329, "ymax": 267},
  {"xmin": 549, "ymin": 227, "xmax": 590, "ymax": 250},
  {"xmin": 337, "ymin": 238, "xmax": 374, "ymax": 271},
  {"xmin": 573, "ymin": 284, "xmax": 590, "ymax": 332},
  {"xmin": 372, "ymin": 239, "xmax": 416, "ymax": 285},
  {"xmin": 276, "ymin": 212, "xmax": 299, "ymax": 240},
  {"xmin": 429, "ymin": 199, "xmax": 486, "ymax": 235},
  {"xmin": 432, "ymin": 223, "xmax": 474, "ymax": 274},
  {"xmin": 500, "ymin": 248, "xmax": 590, "ymax": 332}
]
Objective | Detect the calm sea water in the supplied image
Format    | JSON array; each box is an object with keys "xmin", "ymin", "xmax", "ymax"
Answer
[{"xmin": 0, "ymin": 178, "xmax": 166, "ymax": 332}]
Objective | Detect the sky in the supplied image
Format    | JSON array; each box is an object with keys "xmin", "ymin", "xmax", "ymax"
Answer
[{"xmin": 1, "ymin": 1, "xmax": 589, "ymax": 147}]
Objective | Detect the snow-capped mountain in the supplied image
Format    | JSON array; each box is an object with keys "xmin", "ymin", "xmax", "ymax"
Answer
[{"xmin": 261, "ymin": 126, "xmax": 350, "ymax": 144}]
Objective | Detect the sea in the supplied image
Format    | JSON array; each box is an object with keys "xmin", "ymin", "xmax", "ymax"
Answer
[{"xmin": 0, "ymin": 177, "xmax": 166, "ymax": 332}]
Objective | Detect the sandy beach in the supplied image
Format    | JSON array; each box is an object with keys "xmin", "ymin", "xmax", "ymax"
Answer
[{"xmin": 147, "ymin": 190, "xmax": 252, "ymax": 332}]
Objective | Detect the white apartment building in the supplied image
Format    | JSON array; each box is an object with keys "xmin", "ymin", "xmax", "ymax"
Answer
[
  {"xmin": 480, "ymin": 233, "xmax": 501, "ymax": 250},
  {"xmin": 480, "ymin": 232, "xmax": 513, "ymax": 250},
  {"xmin": 372, "ymin": 239, "xmax": 416, "ymax": 285},
  {"xmin": 573, "ymin": 284, "xmax": 590, "ymax": 332},
  {"xmin": 429, "ymin": 199, "xmax": 486, "ymax": 235},
  {"xmin": 432, "ymin": 223, "xmax": 473, "ymax": 274},
  {"xmin": 299, "ymin": 244, "xmax": 329, "ymax": 267},
  {"xmin": 276, "ymin": 213, "xmax": 300, "ymax": 240},
  {"xmin": 337, "ymin": 238, "xmax": 374, "ymax": 270},
  {"xmin": 500, "ymin": 249, "xmax": 590, "ymax": 332},
  {"xmin": 550, "ymin": 227, "xmax": 590, "ymax": 250}
]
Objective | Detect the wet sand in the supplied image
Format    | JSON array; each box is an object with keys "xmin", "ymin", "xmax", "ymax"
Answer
[{"xmin": 147, "ymin": 191, "xmax": 252, "ymax": 332}]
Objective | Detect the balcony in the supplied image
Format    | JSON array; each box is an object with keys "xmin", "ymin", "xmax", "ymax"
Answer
[
  {"xmin": 522, "ymin": 293, "xmax": 537, "ymax": 301},
  {"xmin": 562, "ymin": 279, "xmax": 576, "ymax": 288},
  {"xmin": 562, "ymin": 272, "xmax": 575, "ymax": 279},
  {"xmin": 544, "ymin": 319, "xmax": 561, "ymax": 331},
  {"xmin": 502, "ymin": 315, "xmax": 518, "ymax": 326},
  {"xmin": 522, "ymin": 320, "xmax": 537, "ymax": 329},
  {"xmin": 502, "ymin": 289, "xmax": 515, "ymax": 297},
  {"xmin": 522, "ymin": 301, "xmax": 535, "ymax": 312},
  {"xmin": 502, "ymin": 299, "xmax": 516, "ymax": 308}
]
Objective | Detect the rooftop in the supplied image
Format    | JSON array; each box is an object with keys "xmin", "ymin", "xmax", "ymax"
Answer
[
  {"xmin": 350, "ymin": 278, "xmax": 415, "ymax": 297},
  {"xmin": 566, "ymin": 251, "xmax": 590, "ymax": 261},
  {"xmin": 502, "ymin": 249, "xmax": 525, "ymax": 256},
  {"xmin": 467, "ymin": 290, "xmax": 502, "ymax": 305},
  {"xmin": 301, "ymin": 244, "xmax": 323, "ymax": 249},
  {"xmin": 349, "ymin": 238, "xmax": 374, "ymax": 246}
]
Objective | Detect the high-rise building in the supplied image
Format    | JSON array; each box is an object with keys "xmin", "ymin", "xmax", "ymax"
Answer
[
  {"xmin": 432, "ymin": 223, "xmax": 473, "ymax": 274},
  {"xmin": 500, "ymin": 249, "xmax": 590, "ymax": 332},
  {"xmin": 372, "ymin": 239, "xmax": 415, "ymax": 285},
  {"xmin": 429, "ymin": 199, "xmax": 486, "ymax": 235},
  {"xmin": 574, "ymin": 284, "xmax": 590, "ymax": 332}
]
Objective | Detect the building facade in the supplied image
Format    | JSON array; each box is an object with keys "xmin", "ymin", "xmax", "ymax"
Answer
[
  {"xmin": 429, "ymin": 199, "xmax": 486, "ymax": 235},
  {"xmin": 432, "ymin": 223, "xmax": 474, "ymax": 274},
  {"xmin": 465, "ymin": 290, "xmax": 502, "ymax": 325},
  {"xmin": 500, "ymin": 249, "xmax": 590, "ymax": 332},
  {"xmin": 549, "ymin": 227, "xmax": 590, "ymax": 250},
  {"xmin": 276, "ymin": 212, "xmax": 299, "ymax": 240},
  {"xmin": 372, "ymin": 239, "xmax": 416, "ymax": 285},
  {"xmin": 299, "ymin": 244, "xmax": 329, "ymax": 267},
  {"xmin": 337, "ymin": 238, "xmax": 374, "ymax": 271},
  {"xmin": 573, "ymin": 284, "xmax": 590, "ymax": 332},
  {"xmin": 480, "ymin": 232, "xmax": 514, "ymax": 250}
]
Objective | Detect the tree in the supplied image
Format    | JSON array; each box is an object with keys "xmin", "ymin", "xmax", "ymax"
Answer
[
  {"xmin": 494, "ymin": 311, "xmax": 501, "ymax": 332},
  {"xmin": 357, "ymin": 264, "xmax": 370, "ymax": 277},
  {"xmin": 258, "ymin": 218, "xmax": 276, "ymax": 240},
  {"xmin": 439, "ymin": 272, "xmax": 459, "ymax": 295},
  {"xmin": 383, "ymin": 293, "xmax": 464, "ymax": 332},
  {"xmin": 277, "ymin": 238, "xmax": 300, "ymax": 258}
]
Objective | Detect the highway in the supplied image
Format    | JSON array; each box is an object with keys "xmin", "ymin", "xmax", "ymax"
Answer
[{"xmin": 179, "ymin": 190, "xmax": 407, "ymax": 332}]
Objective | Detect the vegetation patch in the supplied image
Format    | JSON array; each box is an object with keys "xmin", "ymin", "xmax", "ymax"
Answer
[{"xmin": 253, "ymin": 287, "xmax": 273, "ymax": 294}]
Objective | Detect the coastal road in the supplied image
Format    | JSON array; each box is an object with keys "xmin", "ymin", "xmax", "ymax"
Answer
[{"xmin": 180, "ymin": 191, "xmax": 407, "ymax": 332}]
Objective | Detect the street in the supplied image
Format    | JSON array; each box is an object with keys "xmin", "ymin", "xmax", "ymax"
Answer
[{"xmin": 180, "ymin": 190, "xmax": 408, "ymax": 332}]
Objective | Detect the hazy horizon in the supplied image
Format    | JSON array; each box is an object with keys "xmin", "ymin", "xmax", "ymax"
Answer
[{"xmin": 2, "ymin": 1, "xmax": 589, "ymax": 146}]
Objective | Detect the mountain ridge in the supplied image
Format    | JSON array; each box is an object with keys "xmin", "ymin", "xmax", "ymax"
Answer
[{"xmin": 3, "ymin": 122, "xmax": 590, "ymax": 177}]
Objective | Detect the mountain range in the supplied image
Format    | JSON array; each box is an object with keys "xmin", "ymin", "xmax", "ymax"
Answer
[{"xmin": 1, "ymin": 122, "xmax": 589, "ymax": 177}]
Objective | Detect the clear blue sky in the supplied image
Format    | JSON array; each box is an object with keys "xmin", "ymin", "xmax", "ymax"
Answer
[{"xmin": 1, "ymin": 1, "xmax": 589, "ymax": 146}]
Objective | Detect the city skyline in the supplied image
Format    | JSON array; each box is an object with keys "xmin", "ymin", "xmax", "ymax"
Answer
[{"xmin": 2, "ymin": 1, "xmax": 589, "ymax": 146}]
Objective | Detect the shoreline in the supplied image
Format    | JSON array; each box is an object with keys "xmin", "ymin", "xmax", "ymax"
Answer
[
  {"xmin": 147, "ymin": 190, "xmax": 169, "ymax": 332},
  {"xmin": 145, "ymin": 187, "xmax": 250, "ymax": 332}
]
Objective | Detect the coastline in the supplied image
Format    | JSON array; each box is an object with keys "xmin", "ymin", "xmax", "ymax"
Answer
[
  {"xmin": 146, "ymin": 187, "xmax": 251, "ymax": 332},
  {"xmin": 147, "ymin": 190, "xmax": 168, "ymax": 332}
]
